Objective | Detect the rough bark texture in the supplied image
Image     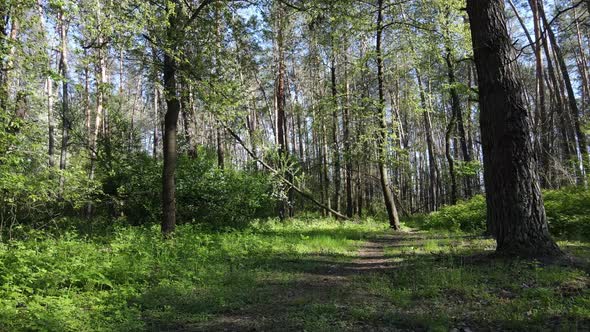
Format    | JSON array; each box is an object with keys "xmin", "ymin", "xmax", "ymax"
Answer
[{"xmin": 466, "ymin": 0, "xmax": 561, "ymax": 257}]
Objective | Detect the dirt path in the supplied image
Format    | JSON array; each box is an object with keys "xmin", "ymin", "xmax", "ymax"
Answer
[{"xmin": 193, "ymin": 234, "xmax": 401, "ymax": 331}]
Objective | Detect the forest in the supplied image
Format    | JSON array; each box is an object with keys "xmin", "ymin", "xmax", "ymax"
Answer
[{"xmin": 1, "ymin": 0, "xmax": 590, "ymax": 330}]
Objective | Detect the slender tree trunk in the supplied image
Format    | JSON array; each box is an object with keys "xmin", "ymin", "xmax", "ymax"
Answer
[
  {"xmin": 445, "ymin": 106, "xmax": 458, "ymax": 205},
  {"xmin": 466, "ymin": 0, "xmax": 561, "ymax": 257},
  {"xmin": 0, "ymin": 5, "xmax": 8, "ymax": 110},
  {"xmin": 58, "ymin": 11, "xmax": 69, "ymax": 192},
  {"xmin": 87, "ymin": 38, "xmax": 107, "ymax": 217},
  {"xmin": 46, "ymin": 76, "xmax": 55, "ymax": 167},
  {"xmin": 275, "ymin": 2, "xmax": 287, "ymax": 220},
  {"xmin": 376, "ymin": 0, "xmax": 400, "ymax": 230},
  {"xmin": 416, "ymin": 70, "xmax": 439, "ymax": 211},
  {"xmin": 161, "ymin": 2, "xmax": 182, "ymax": 234},
  {"xmin": 216, "ymin": 127, "xmax": 224, "ymax": 169},
  {"xmin": 330, "ymin": 56, "xmax": 341, "ymax": 214},
  {"xmin": 539, "ymin": 1, "xmax": 589, "ymax": 178},
  {"xmin": 344, "ymin": 53, "xmax": 353, "ymax": 218},
  {"xmin": 444, "ymin": 47, "xmax": 471, "ymax": 199}
]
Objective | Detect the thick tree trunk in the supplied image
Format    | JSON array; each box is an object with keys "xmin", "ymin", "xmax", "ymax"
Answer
[
  {"xmin": 466, "ymin": 0, "xmax": 561, "ymax": 257},
  {"xmin": 376, "ymin": 0, "xmax": 400, "ymax": 230}
]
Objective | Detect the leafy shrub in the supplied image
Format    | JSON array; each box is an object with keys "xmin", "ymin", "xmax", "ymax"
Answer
[
  {"xmin": 544, "ymin": 187, "xmax": 590, "ymax": 240},
  {"xmin": 118, "ymin": 151, "xmax": 275, "ymax": 228},
  {"xmin": 421, "ymin": 195, "xmax": 487, "ymax": 233},
  {"xmin": 417, "ymin": 187, "xmax": 590, "ymax": 240},
  {"xmin": 0, "ymin": 117, "xmax": 101, "ymax": 237}
]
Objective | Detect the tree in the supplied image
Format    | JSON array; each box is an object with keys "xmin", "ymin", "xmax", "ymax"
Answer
[
  {"xmin": 466, "ymin": 0, "xmax": 561, "ymax": 257},
  {"xmin": 159, "ymin": 0, "xmax": 213, "ymax": 235},
  {"xmin": 376, "ymin": 0, "xmax": 400, "ymax": 230}
]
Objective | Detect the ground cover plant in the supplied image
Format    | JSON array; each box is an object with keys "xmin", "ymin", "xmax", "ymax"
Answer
[
  {"xmin": 1, "ymin": 215, "xmax": 589, "ymax": 331},
  {"xmin": 2, "ymin": 0, "xmax": 590, "ymax": 330}
]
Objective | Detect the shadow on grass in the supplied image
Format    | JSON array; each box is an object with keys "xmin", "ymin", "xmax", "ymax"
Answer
[{"xmin": 130, "ymin": 232, "xmax": 590, "ymax": 332}]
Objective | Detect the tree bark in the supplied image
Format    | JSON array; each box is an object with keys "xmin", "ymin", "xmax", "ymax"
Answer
[
  {"xmin": 344, "ymin": 53, "xmax": 353, "ymax": 218},
  {"xmin": 275, "ymin": 1, "xmax": 287, "ymax": 220},
  {"xmin": 416, "ymin": 70, "xmax": 439, "ymax": 211},
  {"xmin": 466, "ymin": 0, "xmax": 561, "ymax": 257},
  {"xmin": 376, "ymin": 0, "xmax": 400, "ymax": 230},
  {"xmin": 58, "ymin": 10, "xmax": 69, "ymax": 192},
  {"xmin": 330, "ymin": 56, "xmax": 341, "ymax": 214},
  {"xmin": 539, "ymin": 1, "xmax": 589, "ymax": 179},
  {"xmin": 161, "ymin": 2, "xmax": 181, "ymax": 235}
]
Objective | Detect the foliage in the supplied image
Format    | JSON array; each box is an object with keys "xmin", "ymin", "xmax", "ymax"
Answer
[
  {"xmin": 1, "ymin": 219, "xmax": 588, "ymax": 331},
  {"xmin": 118, "ymin": 150, "xmax": 276, "ymax": 228},
  {"xmin": 419, "ymin": 195, "xmax": 487, "ymax": 233},
  {"xmin": 414, "ymin": 187, "xmax": 590, "ymax": 240},
  {"xmin": 0, "ymin": 115, "xmax": 101, "ymax": 238},
  {"xmin": 544, "ymin": 187, "xmax": 590, "ymax": 240},
  {"xmin": 0, "ymin": 218, "xmax": 381, "ymax": 331}
]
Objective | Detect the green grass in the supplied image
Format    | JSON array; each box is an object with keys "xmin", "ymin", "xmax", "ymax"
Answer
[
  {"xmin": 0, "ymin": 218, "xmax": 589, "ymax": 331},
  {"xmin": 358, "ymin": 234, "xmax": 590, "ymax": 331},
  {"xmin": 0, "ymin": 218, "xmax": 385, "ymax": 331}
]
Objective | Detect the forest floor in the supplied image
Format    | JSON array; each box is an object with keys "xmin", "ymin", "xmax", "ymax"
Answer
[
  {"xmin": 186, "ymin": 229, "xmax": 590, "ymax": 332},
  {"xmin": 2, "ymin": 219, "xmax": 590, "ymax": 331}
]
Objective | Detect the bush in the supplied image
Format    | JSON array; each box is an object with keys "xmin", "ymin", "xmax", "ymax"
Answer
[
  {"xmin": 544, "ymin": 187, "xmax": 590, "ymax": 240},
  {"xmin": 416, "ymin": 187, "xmax": 590, "ymax": 240},
  {"xmin": 118, "ymin": 151, "xmax": 276, "ymax": 228},
  {"xmin": 421, "ymin": 195, "xmax": 487, "ymax": 233}
]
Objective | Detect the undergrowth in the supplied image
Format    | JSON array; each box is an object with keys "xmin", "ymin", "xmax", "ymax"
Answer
[
  {"xmin": 409, "ymin": 187, "xmax": 590, "ymax": 240},
  {"xmin": 0, "ymin": 218, "xmax": 384, "ymax": 331}
]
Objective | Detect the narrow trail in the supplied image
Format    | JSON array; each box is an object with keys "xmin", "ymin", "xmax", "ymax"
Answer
[{"xmin": 194, "ymin": 233, "xmax": 403, "ymax": 331}]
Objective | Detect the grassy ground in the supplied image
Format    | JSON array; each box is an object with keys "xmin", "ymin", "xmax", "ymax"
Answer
[{"xmin": 0, "ymin": 218, "xmax": 589, "ymax": 331}]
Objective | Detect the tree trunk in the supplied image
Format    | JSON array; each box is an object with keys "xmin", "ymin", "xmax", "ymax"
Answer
[
  {"xmin": 539, "ymin": 1, "xmax": 589, "ymax": 179},
  {"xmin": 0, "ymin": 4, "xmax": 8, "ymax": 110},
  {"xmin": 330, "ymin": 57, "xmax": 341, "ymax": 214},
  {"xmin": 161, "ymin": 2, "xmax": 181, "ymax": 234},
  {"xmin": 344, "ymin": 53, "xmax": 353, "ymax": 218},
  {"xmin": 377, "ymin": 0, "xmax": 400, "ymax": 230},
  {"xmin": 416, "ymin": 70, "xmax": 439, "ymax": 211},
  {"xmin": 466, "ymin": 0, "xmax": 561, "ymax": 257},
  {"xmin": 445, "ymin": 106, "xmax": 458, "ymax": 205},
  {"xmin": 58, "ymin": 11, "xmax": 69, "ymax": 192},
  {"xmin": 444, "ymin": 47, "xmax": 472, "ymax": 199},
  {"xmin": 87, "ymin": 34, "xmax": 107, "ymax": 217},
  {"xmin": 275, "ymin": 2, "xmax": 287, "ymax": 220}
]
